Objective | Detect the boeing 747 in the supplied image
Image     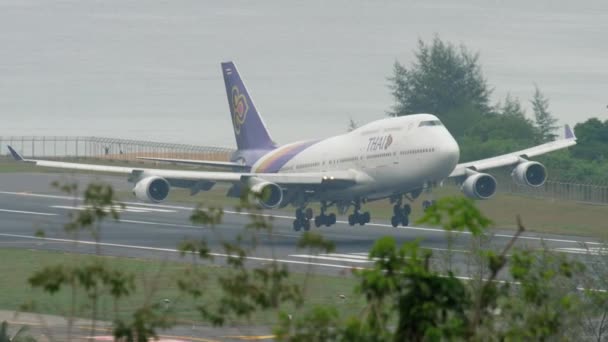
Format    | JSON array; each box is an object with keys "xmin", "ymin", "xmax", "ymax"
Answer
[{"xmin": 8, "ymin": 61, "xmax": 577, "ymax": 231}]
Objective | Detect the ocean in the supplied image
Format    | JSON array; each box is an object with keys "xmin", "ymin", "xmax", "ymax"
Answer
[{"xmin": 1, "ymin": 0, "xmax": 606, "ymax": 147}]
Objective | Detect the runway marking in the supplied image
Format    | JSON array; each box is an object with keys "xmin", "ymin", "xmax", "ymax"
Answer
[
  {"xmin": 554, "ymin": 247, "xmax": 608, "ymax": 256},
  {"xmin": 223, "ymin": 336, "xmax": 275, "ymax": 340},
  {"xmin": 119, "ymin": 219, "xmax": 206, "ymax": 229},
  {"xmin": 115, "ymin": 219, "xmax": 301, "ymax": 239},
  {"xmin": 51, "ymin": 204, "xmax": 177, "ymax": 214},
  {"xmin": 86, "ymin": 336, "xmax": 193, "ymax": 342},
  {"xmin": 0, "ymin": 233, "xmax": 363, "ymax": 270},
  {"xmin": 0, "ymin": 208, "xmax": 57, "ymax": 216},
  {"xmin": 0, "ymin": 190, "xmax": 602, "ymax": 246},
  {"xmin": 351, "ymin": 246, "xmax": 472, "ymax": 254},
  {"xmin": 290, "ymin": 253, "xmax": 372, "ymax": 264}
]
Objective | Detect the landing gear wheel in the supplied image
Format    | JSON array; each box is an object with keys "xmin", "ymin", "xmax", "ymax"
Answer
[
  {"xmin": 328, "ymin": 213, "xmax": 336, "ymax": 225},
  {"xmin": 293, "ymin": 220, "xmax": 301, "ymax": 231},
  {"xmin": 296, "ymin": 208, "xmax": 304, "ymax": 220},
  {"xmin": 403, "ymin": 204, "xmax": 412, "ymax": 216},
  {"xmin": 305, "ymin": 208, "xmax": 314, "ymax": 220},
  {"xmin": 348, "ymin": 214, "xmax": 356, "ymax": 226},
  {"xmin": 393, "ymin": 205, "xmax": 402, "ymax": 216},
  {"xmin": 303, "ymin": 219, "xmax": 311, "ymax": 231},
  {"xmin": 361, "ymin": 212, "xmax": 371, "ymax": 224},
  {"xmin": 314, "ymin": 216, "xmax": 322, "ymax": 228},
  {"xmin": 391, "ymin": 215, "xmax": 399, "ymax": 228}
]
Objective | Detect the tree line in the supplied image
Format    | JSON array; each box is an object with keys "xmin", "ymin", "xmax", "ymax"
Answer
[{"xmin": 388, "ymin": 36, "xmax": 608, "ymax": 184}]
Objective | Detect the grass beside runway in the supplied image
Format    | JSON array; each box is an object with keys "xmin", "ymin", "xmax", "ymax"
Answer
[{"xmin": 0, "ymin": 247, "xmax": 363, "ymax": 326}]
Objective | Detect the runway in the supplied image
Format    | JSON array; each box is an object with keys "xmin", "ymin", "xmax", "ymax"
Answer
[{"xmin": 0, "ymin": 172, "xmax": 603, "ymax": 279}]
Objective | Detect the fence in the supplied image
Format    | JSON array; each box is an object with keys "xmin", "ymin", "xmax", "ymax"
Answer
[
  {"xmin": 455, "ymin": 172, "xmax": 608, "ymax": 205},
  {"xmin": 0, "ymin": 136, "xmax": 235, "ymax": 163},
  {"xmin": 506, "ymin": 180, "xmax": 608, "ymax": 205}
]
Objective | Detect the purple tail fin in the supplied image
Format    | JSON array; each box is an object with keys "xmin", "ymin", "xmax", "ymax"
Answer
[{"xmin": 222, "ymin": 62, "xmax": 276, "ymax": 151}]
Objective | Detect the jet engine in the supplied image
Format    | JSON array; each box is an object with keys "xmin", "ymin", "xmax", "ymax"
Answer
[
  {"xmin": 511, "ymin": 161, "xmax": 547, "ymax": 187},
  {"xmin": 133, "ymin": 176, "xmax": 170, "ymax": 203},
  {"xmin": 249, "ymin": 180, "xmax": 283, "ymax": 209},
  {"xmin": 461, "ymin": 172, "xmax": 497, "ymax": 200}
]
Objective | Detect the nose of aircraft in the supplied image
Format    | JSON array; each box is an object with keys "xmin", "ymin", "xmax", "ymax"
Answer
[{"xmin": 442, "ymin": 134, "xmax": 460, "ymax": 171}]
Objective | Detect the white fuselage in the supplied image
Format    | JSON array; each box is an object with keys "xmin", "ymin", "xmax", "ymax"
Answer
[{"xmin": 252, "ymin": 114, "xmax": 460, "ymax": 201}]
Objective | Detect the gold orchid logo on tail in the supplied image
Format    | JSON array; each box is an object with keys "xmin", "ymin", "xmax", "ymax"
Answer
[{"xmin": 232, "ymin": 86, "xmax": 249, "ymax": 135}]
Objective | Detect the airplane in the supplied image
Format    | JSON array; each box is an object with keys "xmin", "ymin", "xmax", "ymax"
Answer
[{"xmin": 7, "ymin": 61, "xmax": 577, "ymax": 231}]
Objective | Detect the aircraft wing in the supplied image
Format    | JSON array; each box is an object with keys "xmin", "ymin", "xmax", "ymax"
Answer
[
  {"xmin": 449, "ymin": 125, "xmax": 577, "ymax": 178},
  {"xmin": 7, "ymin": 145, "xmax": 361, "ymax": 189},
  {"xmin": 136, "ymin": 157, "xmax": 249, "ymax": 171}
]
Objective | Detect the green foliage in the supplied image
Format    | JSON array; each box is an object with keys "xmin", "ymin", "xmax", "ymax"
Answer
[
  {"xmin": 52, "ymin": 181, "xmax": 123, "ymax": 242},
  {"xmin": 459, "ymin": 95, "xmax": 538, "ymax": 162},
  {"xmin": 178, "ymin": 190, "xmax": 303, "ymax": 327},
  {"xmin": 277, "ymin": 198, "xmax": 585, "ymax": 341},
  {"xmin": 275, "ymin": 306, "xmax": 341, "ymax": 342},
  {"xmin": 388, "ymin": 35, "xmax": 491, "ymax": 137},
  {"xmin": 531, "ymin": 85, "xmax": 558, "ymax": 142},
  {"xmin": 572, "ymin": 117, "xmax": 608, "ymax": 162},
  {"xmin": 536, "ymin": 150, "xmax": 608, "ymax": 183},
  {"xmin": 20, "ymin": 180, "xmax": 604, "ymax": 341},
  {"xmin": 493, "ymin": 249, "xmax": 583, "ymax": 340},
  {"xmin": 26, "ymin": 182, "xmax": 170, "ymax": 342},
  {"xmin": 113, "ymin": 303, "xmax": 175, "ymax": 342},
  {"xmin": 360, "ymin": 238, "xmax": 470, "ymax": 341}
]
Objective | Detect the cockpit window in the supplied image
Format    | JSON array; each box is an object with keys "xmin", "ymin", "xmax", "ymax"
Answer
[{"xmin": 418, "ymin": 120, "xmax": 443, "ymax": 127}]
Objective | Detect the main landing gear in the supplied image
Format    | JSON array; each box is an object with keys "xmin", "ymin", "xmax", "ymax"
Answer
[
  {"xmin": 293, "ymin": 207, "xmax": 313, "ymax": 231},
  {"xmin": 348, "ymin": 201, "xmax": 371, "ymax": 226},
  {"xmin": 293, "ymin": 203, "xmax": 338, "ymax": 231},
  {"xmin": 315, "ymin": 201, "xmax": 337, "ymax": 228},
  {"xmin": 391, "ymin": 197, "xmax": 411, "ymax": 227}
]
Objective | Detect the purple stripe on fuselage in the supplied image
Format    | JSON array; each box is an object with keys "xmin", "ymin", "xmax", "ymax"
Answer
[{"xmin": 255, "ymin": 140, "xmax": 321, "ymax": 173}]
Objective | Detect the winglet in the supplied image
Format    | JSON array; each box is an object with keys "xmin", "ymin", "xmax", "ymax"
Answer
[
  {"xmin": 565, "ymin": 124, "xmax": 576, "ymax": 140},
  {"xmin": 7, "ymin": 145, "xmax": 24, "ymax": 161}
]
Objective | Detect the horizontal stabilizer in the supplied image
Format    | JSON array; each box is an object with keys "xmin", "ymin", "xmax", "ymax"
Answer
[{"xmin": 136, "ymin": 157, "xmax": 249, "ymax": 171}]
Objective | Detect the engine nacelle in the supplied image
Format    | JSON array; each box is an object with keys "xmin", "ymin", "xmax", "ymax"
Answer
[
  {"xmin": 511, "ymin": 161, "xmax": 547, "ymax": 187},
  {"xmin": 462, "ymin": 173, "xmax": 497, "ymax": 200},
  {"xmin": 249, "ymin": 180, "xmax": 283, "ymax": 209},
  {"xmin": 133, "ymin": 176, "xmax": 170, "ymax": 203}
]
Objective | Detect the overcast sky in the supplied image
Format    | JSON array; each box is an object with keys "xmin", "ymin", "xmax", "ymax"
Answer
[{"xmin": 1, "ymin": 0, "xmax": 606, "ymax": 147}]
